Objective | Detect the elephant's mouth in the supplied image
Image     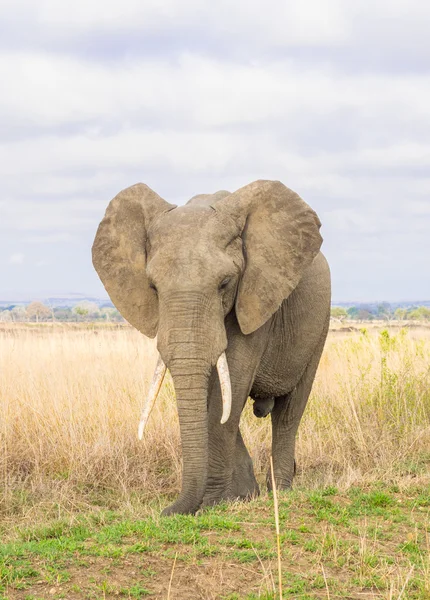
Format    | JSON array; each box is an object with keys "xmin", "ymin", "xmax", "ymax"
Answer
[{"xmin": 138, "ymin": 352, "xmax": 232, "ymax": 439}]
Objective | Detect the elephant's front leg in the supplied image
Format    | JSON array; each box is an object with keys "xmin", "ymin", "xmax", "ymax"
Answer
[
  {"xmin": 230, "ymin": 428, "xmax": 260, "ymax": 500},
  {"xmin": 204, "ymin": 379, "xmax": 257, "ymax": 506},
  {"xmin": 203, "ymin": 319, "xmax": 267, "ymax": 506}
]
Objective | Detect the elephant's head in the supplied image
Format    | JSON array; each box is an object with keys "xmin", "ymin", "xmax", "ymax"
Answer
[{"xmin": 92, "ymin": 180, "xmax": 322, "ymax": 514}]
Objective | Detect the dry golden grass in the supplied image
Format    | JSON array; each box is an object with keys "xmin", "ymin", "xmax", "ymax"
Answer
[{"xmin": 0, "ymin": 323, "xmax": 429, "ymax": 522}]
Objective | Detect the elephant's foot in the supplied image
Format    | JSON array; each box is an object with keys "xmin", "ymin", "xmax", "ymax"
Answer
[
  {"xmin": 266, "ymin": 459, "xmax": 297, "ymax": 492},
  {"xmin": 161, "ymin": 502, "xmax": 194, "ymax": 516},
  {"xmin": 203, "ymin": 460, "xmax": 260, "ymax": 507},
  {"xmin": 201, "ymin": 492, "xmax": 237, "ymax": 508},
  {"xmin": 202, "ymin": 482, "xmax": 260, "ymax": 508},
  {"xmin": 161, "ymin": 492, "xmax": 204, "ymax": 516},
  {"xmin": 201, "ymin": 484, "xmax": 232, "ymax": 508},
  {"xmin": 230, "ymin": 480, "xmax": 260, "ymax": 502},
  {"xmin": 162, "ymin": 502, "xmax": 199, "ymax": 516},
  {"xmin": 231, "ymin": 462, "xmax": 260, "ymax": 500}
]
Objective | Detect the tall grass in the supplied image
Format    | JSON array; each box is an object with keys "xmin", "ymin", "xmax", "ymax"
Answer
[{"xmin": 0, "ymin": 324, "xmax": 429, "ymax": 521}]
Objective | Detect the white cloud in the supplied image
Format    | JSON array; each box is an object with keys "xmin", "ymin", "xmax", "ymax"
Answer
[
  {"xmin": 408, "ymin": 201, "xmax": 430, "ymax": 215},
  {"xmin": 1, "ymin": 51, "xmax": 430, "ymax": 132},
  {"xmin": 2, "ymin": 0, "xmax": 430, "ymax": 54},
  {"xmin": 0, "ymin": 51, "xmax": 429, "ymax": 208},
  {"xmin": 0, "ymin": 0, "xmax": 429, "ymax": 299},
  {"xmin": 0, "ymin": 199, "xmax": 105, "ymax": 233},
  {"xmin": 0, "ymin": 0, "xmax": 349, "ymax": 45},
  {"xmin": 9, "ymin": 253, "xmax": 24, "ymax": 264},
  {"xmin": 24, "ymin": 233, "xmax": 77, "ymax": 243}
]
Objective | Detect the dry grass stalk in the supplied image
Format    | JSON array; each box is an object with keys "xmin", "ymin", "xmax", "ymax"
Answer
[
  {"xmin": 269, "ymin": 455, "xmax": 283, "ymax": 600},
  {"xmin": 166, "ymin": 551, "xmax": 177, "ymax": 600}
]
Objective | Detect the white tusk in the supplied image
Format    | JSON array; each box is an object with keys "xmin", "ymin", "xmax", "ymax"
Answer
[
  {"xmin": 217, "ymin": 352, "xmax": 232, "ymax": 425},
  {"xmin": 138, "ymin": 355, "xmax": 167, "ymax": 440}
]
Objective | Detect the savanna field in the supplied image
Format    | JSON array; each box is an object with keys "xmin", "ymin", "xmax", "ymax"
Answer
[{"xmin": 0, "ymin": 324, "xmax": 429, "ymax": 599}]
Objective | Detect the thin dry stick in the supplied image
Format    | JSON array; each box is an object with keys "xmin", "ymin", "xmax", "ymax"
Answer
[
  {"xmin": 321, "ymin": 564, "xmax": 330, "ymax": 600},
  {"xmin": 397, "ymin": 566, "xmax": 414, "ymax": 600},
  {"xmin": 166, "ymin": 551, "xmax": 177, "ymax": 600},
  {"xmin": 252, "ymin": 544, "xmax": 275, "ymax": 596},
  {"xmin": 270, "ymin": 456, "xmax": 283, "ymax": 600}
]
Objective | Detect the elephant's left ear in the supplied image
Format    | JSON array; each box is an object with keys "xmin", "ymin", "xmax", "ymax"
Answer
[
  {"xmin": 92, "ymin": 183, "xmax": 176, "ymax": 338},
  {"xmin": 214, "ymin": 180, "xmax": 322, "ymax": 334}
]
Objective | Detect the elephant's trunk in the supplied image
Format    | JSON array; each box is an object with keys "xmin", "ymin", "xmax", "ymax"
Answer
[
  {"xmin": 162, "ymin": 358, "xmax": 210, "ymax": 515},
  {"xmin": 155, "ymin": 291, "xmax": 228, "ymax": 515}
]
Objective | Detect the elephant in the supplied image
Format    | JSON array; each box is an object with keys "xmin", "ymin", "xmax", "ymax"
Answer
[{"xmin": 92, "ymin": 179, "xmax": 331, "ymax": 516}]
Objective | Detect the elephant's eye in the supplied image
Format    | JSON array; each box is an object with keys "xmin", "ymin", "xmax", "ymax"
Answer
[
  {"xmin": 219, "ymin": 278, "xmax": 230, "ymax": 290},
  {"xmin": 149, "ymin": 282, "xmax": 157, "ymax": 293}
]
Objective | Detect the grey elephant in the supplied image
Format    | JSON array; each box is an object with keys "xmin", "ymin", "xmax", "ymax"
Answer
[{"xmin": 92, "ymin": 180, "xmax": 331, "ymax": 515}]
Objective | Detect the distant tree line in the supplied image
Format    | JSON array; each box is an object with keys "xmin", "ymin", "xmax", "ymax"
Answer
[
  {"xmin": 331, "ymin": 303, "xmax": 430, "ymax": 322},
  {"xmin": 1, "ymin": 300, "xmax": 430, "ymax": 324},
  {"xmin": 0, "ymin": 301, "xmax": 124, "ymax": 323}
]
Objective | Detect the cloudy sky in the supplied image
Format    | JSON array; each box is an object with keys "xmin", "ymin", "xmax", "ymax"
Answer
[{"xmin": 1, "ymin": 0, "xmax": 429, "ymax": 302}]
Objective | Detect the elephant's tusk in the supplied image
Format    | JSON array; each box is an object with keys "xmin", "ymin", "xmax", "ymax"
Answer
[
  {"xmin": 138, "ymin": 355, "xmax": 167, "ymax": 440},
  {"xmin": 217, "ymin": 352, "xmax": 232, "ymax": 425}
]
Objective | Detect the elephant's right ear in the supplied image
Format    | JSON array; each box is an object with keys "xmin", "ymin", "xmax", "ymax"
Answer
[{"xmin": 92, "ymin": 183, "xmax": 176, "ymax": 337}]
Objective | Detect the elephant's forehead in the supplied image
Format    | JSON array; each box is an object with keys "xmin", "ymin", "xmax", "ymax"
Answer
[
  {"xmin": 149, "ymin": 205, "xmax": 230, "ymax": 248},
  {"xmin": 146, "ymin": 206, "xmax": 234, "ymax": 277}
]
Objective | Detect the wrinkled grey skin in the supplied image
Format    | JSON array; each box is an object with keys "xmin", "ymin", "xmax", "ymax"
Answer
[{"xmin": 92, "ymin": 180, "xmax": 331, "ymax": 516}]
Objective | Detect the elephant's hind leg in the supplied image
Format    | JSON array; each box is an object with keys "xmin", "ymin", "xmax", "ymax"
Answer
[
  {"xmin": 202, "ymin": 318, "xmax": 269, "ymax": 507},
  {"xmin": 268, "ymin": 320, "xmax": 329, "ymax": 491}
]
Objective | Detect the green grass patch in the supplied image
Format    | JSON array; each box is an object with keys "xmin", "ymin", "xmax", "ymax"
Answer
[{"xmin": 0, "ymin": 483, "xmax": 429, "ymax": 599}]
